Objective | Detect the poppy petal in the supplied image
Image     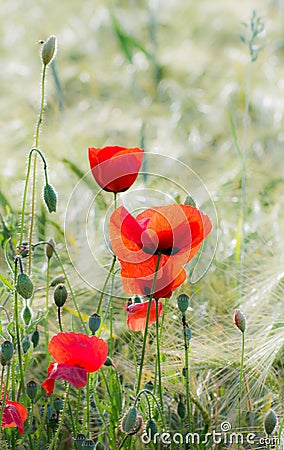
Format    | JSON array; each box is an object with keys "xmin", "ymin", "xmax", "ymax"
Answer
[
  {"xmin": 48, "ymin": 332, "xmax": 108, "ymax": 372},
  {"xmin": 42, "ymin": 362, "xmax": 87, "ymax": 395},
  {"xmin": 2, "ymin": 401, "xmax": 28, "ymax": 435},
  {"xmin": 127, "ymin": 300, "xmax": 163, "ymax": 331}
]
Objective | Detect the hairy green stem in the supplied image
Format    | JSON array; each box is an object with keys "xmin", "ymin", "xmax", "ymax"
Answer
[
  {"xmin": 182, "ymin": 314, "xmax": 191, "ymax": 433},
  {"xmin": 154, "ymin": 298, "xmax": 164, "ymax": 416},
  {"xmin": 136, "ymin": 252, "xmax": 162, "ymax": 396},
  {"xmin": 96, "ymin": 255, "xmax": 116, "ymax": 315},
  {"xmin": 45, "ymin": 258, "xmax": 50, "ymax": 364},
  {"xmin": 238, "ymin": 331, "xmax": 245, "ymax": 450},
  {"xmin": 13, "ymin": 261, "xmax": 25, "ymax": 400}
]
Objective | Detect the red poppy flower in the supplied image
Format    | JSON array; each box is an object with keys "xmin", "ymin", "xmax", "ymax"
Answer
[
  {"xmin": 126, "ymin": 300, "xmax": 163, "ymax": 332},
  {"xmin": 110, "ymin": 204, "xmax": 212, "ymax": 298},
  {"xmin": 88, "ymin": 146, "xmax": 144, "ymax": 193},
  {"xmin": 42, "ymin": 332, "xmax": 108, "ymax": 395},
  {"xmin": 2, "ymin": 400, "xmax": 28, "ymax": 435}
]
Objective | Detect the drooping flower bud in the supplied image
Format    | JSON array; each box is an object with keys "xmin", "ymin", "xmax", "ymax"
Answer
[
  {"xmin": 21, "ymin": 305, "xmax": 32, "ymax": 326},
  {"xmin": 177, "ymin": 294, "xmax": 189, "ymax": 314},
  {"xmin": 146, "ymin": 418, "xmax": 158, "ymax": 440},
  {"xmin": 53, "ymin": 284, "xmax": 68, "ymax": 307},
  {"xmin": 234, "ymin": 309, "xmax": 246, "ymax": 333},
  {"xmin": 31, "ymin": 329, "xmax": 40, "ymax": 348},
  {"xmin": 22, "ymin": 336, "xmax": 31, "ymax": 354},
  {"xmin": 50, "ymin": 275, "xmax": 65, "ymax": 287},
  {"xmin": 46, "ymin": 238, "xmax": 55, "ymax": 260},
  {"xmin": 41, "ymin": 36, "xmax": 57, "ymax": 66},
  {"xmin": 26, "ymin": 380, "xmax": 38, "ymax": 401},
  {"xmin": 43, "ymin": 184, "xmax": 57, "ymax": 213},
  {"xmin": 264, "ymin": 409, "xmax": 277, "ymax": 436},
  {"xmin": 121, "ymin": 407, "xmax": 137, "ymax": 434},
  {"xmin": 1, "ymin": 340, "xmax": 14, "ymax": 362},
  {"xmin": 88, "ymin": 313, "xmax": 101, "ymax": 335},
  {"xmin": 177, "ymin": 400, "xmax": 186, "ymax": 419},
  {"xmin": 16, "ymin": 273, "xmax": 34, "ymax": 299}
]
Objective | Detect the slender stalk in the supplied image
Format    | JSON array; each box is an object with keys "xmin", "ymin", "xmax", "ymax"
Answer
[
  {"xmin": 276, "ymin": 416, "xmax": 284, "ymax": 450},
  {"xmin": 13, "ymin": 261, "xmax": 25, "ymax": 400},
  {"xmin": 238, "ymin": 331, "xmax": 245, "ymax": 450},
  {"xmin": 48, "ymin": 384, "xmax": 71, "ymax": 450},
  {"xmin": 28, "ymin": 64, "xmax": 47, "ymax": 275},
  {"xmin": 75, "ymin": 388, "xmax": 82, "ymax": 432},
  {"xmin": 96, "ymin": 256, "xmax": 116, "ymax": 315},
  {"xmin": 57, "ymin": 307, "xmax": 63, "ymax": 332},
  {"xmin": 45, "ymin": 258, "xmax": 50, "ymax": 364},
  {"xmin": 0, "ymin": 364, "xmax": 10, "ymax": 435},
  {"xmin": 182, "ymin": 315, "xmax": 191, "ymax": 433},
  {"xmin": 136, "ymin": 252, "xmax": 162, "ymax": 395},
  {"xmin": 154, "ymin": 298, "xmax": 164, "ymax": 415},
  {"xmin": 85, "ymin": 374, "xmax": 90, "ymax": 436}
]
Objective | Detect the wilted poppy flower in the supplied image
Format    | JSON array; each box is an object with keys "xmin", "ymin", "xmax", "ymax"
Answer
[
  {"xmin": 42, "ymin": 332, "xmax": 108, "ymax": 395},
  {"xmin": 88, "ymin": 146, "xmax": 144, "ymax": 193},
  {"xmin": 2, "ymin": 400, "xmax": 28, "ymax": 435},
  {"xmin": 126, "ymin": 300, "xmax": 163, "ymax": 332},
  {"xmin": 110, "ymin": 204, "xmax": 212, "ymax": 298}
]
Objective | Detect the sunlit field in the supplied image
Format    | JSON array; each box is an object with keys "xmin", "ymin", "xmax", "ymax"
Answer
[{"xmin": 1, "ymin": 0, "xmax": 284, "ymax": 449}]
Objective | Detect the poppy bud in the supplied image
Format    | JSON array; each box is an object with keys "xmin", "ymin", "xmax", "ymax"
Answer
[
  {"xmin": 41, "ymin": 35, "xmax": 56, "ymax": 66},
  {"xmin": 177, "ymin": 294, "xmax": 189, "ymax": 314},
  {"xmin": 21, "ymin": 305, "xmax": 32, "ymax": 326},
  {"xmin": 264, "ymin": 409, "xmax": 277, "ymax": 436},
  {"xmin": 96, "ymin": 443, "xmax": 104, "ymax": 450},
  {"xmin": 53, "ymin": 284, "xmax": 68, "ymax": 307},
  {"xmin": 53, "ymin": 397, "xmax": 63, "ymax": 412},
  {"xmin": 177, "ymin": 401, "xmax": 186, "ymax": 419},
  {"xmin": 146, "ymin": 419, "xmax": 158, "ymax": 440},
  {"xmin": 134, "ymin": 295, "xmax": 142, "ymax": 304},
  {"xmin": 50, "ymin": 275, "xmax": 65, "ymax": 287},
  {"xmin": 26, "ymin": 380, "xmax": 38, "ymax": 401},
  {"xmin": 43, "ymin": 184, "xmax": 57, "ymax": 213},
  {"xmin": 31, "ymin": 329, "xmax": 40, "ymax": 348},
  {"xmin": 104, "ymin": 356, "xmax": 113, "ymax": 367},
  {"xmin": 88, "ymin": 313, "xmax": 101, "ymax": 335},
  {"xmin": 16, "ymin": 273, "xmax": 34, "ymax": 299},
  {"xmin": 184, "ymin": 195, "xmax": 197, "ymax": 207},
  {"xmin": 82, "ymin": 440, "xmax": 95, "ymax": 449},
  {"xmin": 121, "ymin": 407, "xmax": 137, "ymax": 434},
  {"xmin": 46, "ymin": 238, "xmax": 55, "ymax": 260},
  {"xmin": 1, "ymin": 340, "xmax": 14, "ymax": 362},
  {"xmin": 234, "ymin": 309, "xmax": 246, "ymax": 333},
  {"xmin": 75, "ymin": 434, "xmax": 86, "ymax": 450},
  {"xmin": 22, "ymin": 336, "xmax": 31, "ymax": 354}
]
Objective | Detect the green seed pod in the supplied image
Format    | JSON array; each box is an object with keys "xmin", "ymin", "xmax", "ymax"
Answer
[
  {"xmin": 43, "ymin": 183, "xmax": 57, "ymax": 213},
  {"xmin": 146, "ymin": 419, "xmax": 158, "ymax": 440},
  {"xmin": 50, "ymin": 275, "xmax": 65, "ymax": 287},
  {"xmin": 53, "ymin": 397, "xmax": 63, "ymax": 412},
  {"xmin": 26, "ymin": 380, "xmax": 38, "ymax": 401},
  {"xmin": 121, "ymin": 407, "xmax": 137, "ymax": 434},
  {"xmin": 16, "ymin": 273, "xmax": 34, "ymax": 299},
  {"xmin": 264, "ymin": 409, "xmax": 277, "ymax": 436},
  {"xmin": 46, "ymin": 238, "xmax": 55, "ymax": 260},
  {"xmin": 104, "ymin": 356, "xmax": 113, "ymax": 367},
  {"xmin": 88, "ymin": 313, "xmax": 101, "ymax": 335},
  {"xmin": 234, "ymin": 309, "xmax": 246, "ymax": 333},
  {"xmin": 82, "ymin": 440, "xmax": 95, "ymax": 449},
  {"xmin": 21, "ymin": 305, "xmax": 32, "ymax": 326},
  {"xmin": 96, "ymin": 443, "xmax": 104, "ymax": 450},
  {"xmin": 1, "ymin": 341, "xmax": 14, "ymax": 362},
  {"xmin": 41, "ymin": 35, "xmax": 57, "ymax": 66},
  {"xmin": 177, "ymin": 294, "xmax": 189, "ymax": 314},
  {"xmin": 22, "ymin": 336, "xmax": 31, "ymax": 354},
  {"xmin": 53, "ymin": 284, "xmax": 68, "ymax": 307},
  {"xmin": 177, "ymin": 401, "xmax": 186, "ymax": 419},
  {"xmin": 75, "ymin": 434, "xmax": 86, "ymax": 450},
  {"xmin": 31, "ymin": 329, "xmax": 40, "ymax": 348}
]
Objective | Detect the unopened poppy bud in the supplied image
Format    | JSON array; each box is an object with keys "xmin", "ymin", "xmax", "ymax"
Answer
[
  {"xmin": 46, "ymin": 238, "xmax": 55, "ymax": 260},
  {"xmin": 88, "ymin": 313, "xmax": 101, "ymax": 335},
  {"xmin": 134, "ymin": 295, "xmax": 142, "ymax": 304},
  {"xmin": 41, "ymin": 35, "xmax": 56, "ymax": 66},
  {"xmin": 184, "ymin": 195, "xmax": 197, "ymax": 207},
  {"xmin": 16, "ymin": 273, "xmax": 34, "ymax": 299},
  {"xmin": 82, "ymin": 440, "xmax": 95, "ymax": 449},
  {"xmin": 1, "ymin": 340, "xmax": 14, "ymax": 362},
  {"xmin": 146, "ymin": 419, "xmax": 158, "ymax": 440},
  {"xmin": 53, "ymin": 397, "xmax": 63, "ymax": 412},
  {"xmin": 121, "ymin": 407, "xmax": 137, "ymax": 434},
  {"xmin": 21, "ymin": 305, "xmax": 32, "ymax": 326},
  {"xmin": 177, "ymin": 401, "xmax": 186, "ymax": 419},
  {"xmin": 43, "ymin": 184, "xmax": 57, "ymax": 213},
  {"xmin": 104, "ymin": 356, "xmax": 113, "ymax": 367},
  {"xmin": 177, "ymin": 294, "xmax": 189, "ymax": 314},
  {"xmin": 264, "ymin": 409, "xmax": 277, "ymax": 435},
  {"xmin": 75, "ymin": 434, "xmax": 86, "ymax": 450},
  {"xmin": 31, "ymin": 329, "xmax": 40, "ymax": 348},
  {"xmin": 26, "ymin": 380, "xmax": 38, "ymax": 401},
  {"xmin": 22, "ymin": 336, "xmax": 31, "ymax": 354},
  {"xmin": 234, "ymin": 309, "xmax": 246, "ymax": 333},
  {"xmin": 96, "ymin": 443, "xmax": 104, "ymax": 450},
  {"xmin": 53, "ymin": 284, "xmax": 68, "ymax": 307},
  {"xmin": 50, "ymin": 275, "xmax": 65, "ymax": 287}
]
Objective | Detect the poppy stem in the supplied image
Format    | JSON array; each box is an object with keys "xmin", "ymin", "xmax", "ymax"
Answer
[
  {"xmin": 96, "ymin": 255, "xmax": 116, "ymax": 316},
  {"xmin": 237, "ymin": 330, "xmax": 245, "ymax": 450},
  {"xmin": 154, "ymin": 298, "xmax": 164, "ymax": 416},
  {"xmin": 57, "ymin": 307, "xmax": 63, "ymax": 332},
  {"xmin": 13, "ymin": 260, "xmax": 26, "ymax": 401},
  {"xmin": 0, "ymin": 364, "xmax": 10, "ymax": 437},
  {"xmin": 182, "ymin": 313, "xmax": 192, "ymax": 434},
  {"xmin": 47, "ymin": 383, "xmax": 71, "ymax": 450},
  {"xmin": 136, "ymin": 252, "xmax": 162, "ymax": 396},
  {"xmin": 45, "ymin": 258, "xmax": 50, "ymax": 364}
]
